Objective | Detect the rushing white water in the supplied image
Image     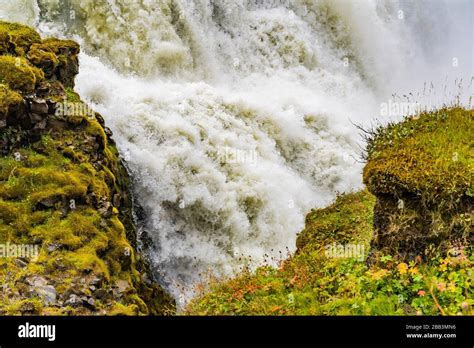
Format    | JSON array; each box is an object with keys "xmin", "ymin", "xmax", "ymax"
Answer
[{"xmin": 1, "ymin": 0, "xmax": 472, "ymax": 302}]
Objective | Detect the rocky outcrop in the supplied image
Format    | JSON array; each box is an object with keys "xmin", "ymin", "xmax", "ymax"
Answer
[
  {"xmin": 0, "ymin": 21, "xmax": 174, "ymax": 315},
  {"xmin": 363, "ymin": 107, "xmax": 473, "ymax": 261}
]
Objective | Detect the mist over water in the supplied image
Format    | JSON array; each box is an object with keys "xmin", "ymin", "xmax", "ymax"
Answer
[{"xmin": 1, "ymin": 0, "xmax": 472, "ymax": 302}]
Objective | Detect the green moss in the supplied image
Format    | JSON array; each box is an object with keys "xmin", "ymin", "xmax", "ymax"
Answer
[
  {"xmin": 296, "ymin": 190, "xmax": 375, "ymax": 253},
  {"xmin": 86, "ymin": 120, "xmax": 107, "ymax": 144},
  {"xmin": 65, "ymin": 87, "xmax": 81, "ymax": 103},
  {"xmin": 0, "ymin": 199, "xmax": 21, "ymax": 224},
  {"xmin": 27, "ymin": 44, "xmax": 59, "ymax": 77},
  {"xmin": 27, "ymin": 39, "xmax": 79, "ymax": 81},
  {"xmin": 6, "ymin": 298, "xmax": 43, "ymax": 315},
  {"xmin": 364, "ymin": 107, "xmax": 473, "ymax": 202},
  {"xmin": 0, "ymin": 56, "xmax": 44, "ymax": 93},
  {"xmin": 0, "ymin": 21, "xmax": 41, "ymax": 56},
  {"xmin": 34, "ymin": 38, "xmax": 79, "ymax": 88},
  {"xmin": 0, "ymin": 83, "xmax": 22, "ymax": 114},
  {"xmin": 108, "ymin": 302, "xmax": 140, "ymax": 316},
  {"xmin": 38, "ymin": 38, "xmax": 80, "ymax": 56},
  {"xmin": 65, "ymin": 249, "xmax": 110, "ymax": 277},
  {"xmin": 0, "ymin": 163, "xmax": 89, "ymax": 202}
]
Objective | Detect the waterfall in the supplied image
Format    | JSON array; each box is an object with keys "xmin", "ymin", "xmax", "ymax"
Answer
[{"xmin": 1, "ymin": 0, "xmax": 471, "ymax": 302}]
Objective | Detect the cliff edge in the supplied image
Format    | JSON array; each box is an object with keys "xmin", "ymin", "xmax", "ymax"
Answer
[{"xmin": 0, "ymin": 21, "xmax": 174, "ymax": 315}]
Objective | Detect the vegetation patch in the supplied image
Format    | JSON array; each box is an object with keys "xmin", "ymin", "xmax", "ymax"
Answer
[{"xmin": 187, "ymin": 190, "xmax": 473, "ymax": 315}]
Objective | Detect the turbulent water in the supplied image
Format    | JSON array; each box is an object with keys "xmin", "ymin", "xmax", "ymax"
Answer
[{"xmin": 1, "ymin": 0, "xmax": 472, "ymax": 302}]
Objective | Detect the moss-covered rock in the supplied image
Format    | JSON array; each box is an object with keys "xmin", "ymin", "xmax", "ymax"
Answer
[
  {"xmin": 363, "ymin": 107, "xmax": 473, "ymax": 260},
  {"xmin": 0, "ymin": 56, "xmax": 44, "ymax": 93},
  {"xmin": 0, "ymin": 84, "xmax": 23, "ymax": 128},
  {"xmin": 0, "ymin": 22, "xmax": 174, "ymax": 315},
  {"xmin": 28, "ymin": 39, "xmax": 80, "ymax": 88},
  {"xmin": 0, "ymin": 21, "xmax": 41, "ymax": 56}
]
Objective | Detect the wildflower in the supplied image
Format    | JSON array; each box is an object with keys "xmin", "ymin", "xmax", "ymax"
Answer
[
  {"xmin": 439, "ymin": 262, "xmax": 448, "ymax": 272},
  {"xmin": 397, "ymin": 262, "xmax": 408, "ymax": 275},
  {"xmin": 447, "ymin": 282, "xmax": 457, "ymax": 292},
  {"xmin": 436, "ymin": 282, "xmax": 446, "ymax": 292},
  {"xmin": 369, "ymin": 269, "xmax": 389, "ymax": 280},
  {"xmin": 418, "ymin": 290, "xmax": 426, "ymax": 297}
]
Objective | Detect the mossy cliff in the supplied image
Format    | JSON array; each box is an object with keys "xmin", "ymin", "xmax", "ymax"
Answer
[
  {"xmin": 0, "ymin": 21, "xmax": 174, "ymax": 315},
  {"xmin": 364, "ymin": 107, "xmax": 473, "ymax": 261},
  {"xmin": 188, "ymin": 107, "xmax": 472, "ymax": 316}
]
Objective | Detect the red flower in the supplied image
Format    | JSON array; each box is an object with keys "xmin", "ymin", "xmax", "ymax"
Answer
[{"xmin": 418, "ymin": 290, "xmax": 426, "ymax": 297}]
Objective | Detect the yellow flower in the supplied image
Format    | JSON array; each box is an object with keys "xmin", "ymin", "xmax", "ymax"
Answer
[
  {"xmin": 370, "ymin": 269, "xmax": 389, "ymax": 280},
  {"xmin": 397, "ymin": 262, "xmax": 408, "ymax": 275},
  {"xmin": 447, "ymin": 282, "xmax": 457, "ymax": 292},
  {"xmin": 409, "ymin": 267, "xmax": 419, "ymax": 275}
]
